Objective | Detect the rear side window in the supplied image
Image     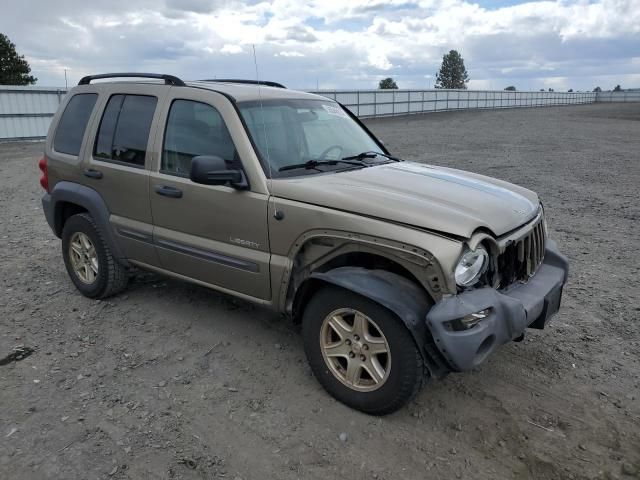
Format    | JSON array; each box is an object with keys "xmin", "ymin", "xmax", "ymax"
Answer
[
  {"xmin": 161, "ymin": 99, "xmax": 239, "ymax": 177},
  {"xmin": 94, "ymin": 94, "xmax": 157, "ymax": 167},
  {"xmin": 53, "ymin": 93, "xmax": 98, "ymax": 156}
]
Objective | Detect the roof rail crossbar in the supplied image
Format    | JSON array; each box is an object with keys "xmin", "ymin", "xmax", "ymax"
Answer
[
  {"xmin": 78, "ymin": 73, "xmax": 186, "ymax": 86},
  {"xmin": 201, "ymin": 79, "xmax": 287, "ymax": 89}
]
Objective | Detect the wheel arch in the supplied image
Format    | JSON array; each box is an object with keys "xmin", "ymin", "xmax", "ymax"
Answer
[
  {"xmin": 282, "ymin": 232, "xmax": 450, "ymax": 377},
  {"xmin": 54, "ymin": 202, "xmax": 88, "ymax": 236},
  {"xmin": 48, "ymin": 181, "xmax": 128, "ymax": 265},
  {"xmin": 290, "ymin": 250, "xmax": 426, "ymax": 323},
  {"xmin": 301, "ymin": 267, "xmax": 450, "ymax": 378},
  {"xmin": 283, "ymin": 231, "xmax": 446, "ymax": 318}
]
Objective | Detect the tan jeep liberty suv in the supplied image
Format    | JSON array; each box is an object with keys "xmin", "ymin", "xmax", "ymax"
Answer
[{"xmin": 39, "ymin": 73, "xmax": 569, "ymax": 414}]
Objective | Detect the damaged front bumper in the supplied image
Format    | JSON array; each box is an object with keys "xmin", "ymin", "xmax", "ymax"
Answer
[{"xmin": 426, "ymin": 239, "xmax": 569, "ymax": 371}]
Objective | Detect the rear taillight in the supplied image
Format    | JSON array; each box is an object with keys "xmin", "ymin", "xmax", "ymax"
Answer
[{"xmin": 38, "ymin": 156, "xmax": 49, "ymax": 192}]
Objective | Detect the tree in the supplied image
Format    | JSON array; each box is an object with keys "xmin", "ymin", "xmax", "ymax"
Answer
[
  {"xmin": 0, "ymin": 33, "xmax": 36, "ymax": 85},
  {"xmin": 435, "ymin": 50, "xmax": 469, "ymax": 89},
  {"xmin": 548, "ymin": 88, "xmax": 554, "ymax": 92},
  {"xmin": 613, "ymin": 84, "xmax": 622, "ymax": 92},
  {"xmin": 567, "ymin": 88, "xmax": 573, "ymax": 92},
  {"xmin": 504, "ymin": 86, "xmax": 516, "ymax": 91},
  {"xmin": 593, "ymin": 86, "xmax": 602, "ymax": 92},
  {"xmin": 378, "ymin": 77, "xmax": 398, "ymax": 89}
]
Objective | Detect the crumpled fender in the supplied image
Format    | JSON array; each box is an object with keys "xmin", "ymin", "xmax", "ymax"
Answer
[{"xmin": 310, "ymin": 267, "xmax": 447, "ymax": 377}]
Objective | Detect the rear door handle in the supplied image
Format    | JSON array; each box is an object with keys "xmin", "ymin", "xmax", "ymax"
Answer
[
  {"xmin": 155, "ymin": 185, "xmax": 183, "ymax": 198},
  {"xmin": 83, "ymin": 168, "xmax": 103, "ymax": 179}
]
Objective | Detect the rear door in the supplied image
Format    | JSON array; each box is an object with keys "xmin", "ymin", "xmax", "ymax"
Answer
[
  {"xmin": 149, "ymin": 88, "xmax": 271, "ymax": 300},
  {"xmin": 81, "ymin": 84, "xmax": 169, "ymax": 266}
]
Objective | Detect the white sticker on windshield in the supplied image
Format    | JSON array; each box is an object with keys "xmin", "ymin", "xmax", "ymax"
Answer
[{"xmin": 322, "ymin": 104, "xmax": 349, "ymax": 119}]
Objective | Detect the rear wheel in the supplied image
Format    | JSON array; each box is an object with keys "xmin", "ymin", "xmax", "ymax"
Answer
[
  {"xmin": 302, "ymin": 285, "xmax": 425, "ymax": 415},
  {"xmin": 61, "ymin": 213, "xmax": 128, "ymax": 299}
]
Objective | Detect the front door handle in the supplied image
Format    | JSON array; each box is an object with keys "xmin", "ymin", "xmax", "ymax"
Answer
[
  {"xmin": 155, "ymin": 185, "xmax": 183, "ymax": 198},
  {"xmin": 83, "ymin": 168, "xmax": 103, "ymax": 179}
]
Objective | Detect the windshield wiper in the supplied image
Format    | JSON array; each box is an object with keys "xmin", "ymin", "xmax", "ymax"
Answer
[
  {"xmin": 278, "ymin": 159, "xmax": 367, "ymax": 172},
  {"xmin": 341, "ymin": 151, "xmax": 402, "ymax": 162}
]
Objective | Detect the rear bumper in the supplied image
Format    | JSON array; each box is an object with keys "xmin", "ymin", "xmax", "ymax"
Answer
[
  {"xmin": 426, "ymin": 238, "xmax": 569, "ymax": 371},
  {"xmin": 41, "ymin": 193, "xmax": 56, "ymax": 234}
]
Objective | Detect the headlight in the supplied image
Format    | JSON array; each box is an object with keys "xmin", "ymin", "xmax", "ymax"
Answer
[{"xmin": 455, "ymin": 246, "xmax": 489, "ymax": 287}]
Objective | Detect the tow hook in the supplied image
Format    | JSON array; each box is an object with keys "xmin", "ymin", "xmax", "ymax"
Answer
[{"xmin": 513, "ymin": 333, "xmax": 525, "ymax": 343}]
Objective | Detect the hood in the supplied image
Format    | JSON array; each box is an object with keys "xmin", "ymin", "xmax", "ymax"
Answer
[{"xmin": 272, "ymin": 162, "xmax": 540, "ymax": 238}]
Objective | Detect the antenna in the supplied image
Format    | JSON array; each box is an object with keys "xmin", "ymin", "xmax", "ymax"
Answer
[{"xmin": 252, "ymin": 45, "xmax": 280, "ymax": 220}]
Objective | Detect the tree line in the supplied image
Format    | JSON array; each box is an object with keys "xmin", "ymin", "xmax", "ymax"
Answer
[{"xmin": 378, "ymin": 49, "xmax": 625, "ymax": 93}]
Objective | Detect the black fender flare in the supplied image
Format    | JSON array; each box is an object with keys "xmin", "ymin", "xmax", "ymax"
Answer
[
  {"xmin": 310, "ymin": 266, "xmax": 449, "ymax": 377},
  {"xmin": 45, "ymin": 181, "xmax": 128, "ymax": 264}
]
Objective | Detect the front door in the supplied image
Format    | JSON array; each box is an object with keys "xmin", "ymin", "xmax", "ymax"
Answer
[{"xmin": 149, "ymin": 89, "xmax": 271, "ymax": 300}]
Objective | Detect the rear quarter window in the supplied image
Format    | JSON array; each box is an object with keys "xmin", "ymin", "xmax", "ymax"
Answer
[{"xmin": 53, "ymin": 93, "xmax": 98, "ymax": 156}]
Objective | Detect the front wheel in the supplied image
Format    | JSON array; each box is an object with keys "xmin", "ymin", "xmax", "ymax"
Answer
[{"xmin": 302, "ymin": 286, "xmax": 425, "ymax": 415}]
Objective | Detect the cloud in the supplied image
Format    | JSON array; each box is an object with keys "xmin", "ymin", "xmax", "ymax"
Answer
[
  {"xmin": 220, "ymin": 44, "xmax": 244, "ymax": 54},
  {"xmin": 368, "ymin": 51, "xmax": 394, "ymax": 70},
  {"xmin": 266, "ymin": 25, "xmax": 319, "ymax": 43},
  {"xmin": 165, "ymin": 0, "xmax": 220, "ymax": 14},
  {"xmin": 277, "ymin": 51, "xmax": 306, "ymax": 57},
  {"xmin": 0, "ymin": 0, "xmax": 638, "ymax": 90}
]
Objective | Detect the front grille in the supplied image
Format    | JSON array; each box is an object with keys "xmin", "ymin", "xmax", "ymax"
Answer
[{"xmin": 497, "ymin": 215, "xmax": 546, "ymax": 288}]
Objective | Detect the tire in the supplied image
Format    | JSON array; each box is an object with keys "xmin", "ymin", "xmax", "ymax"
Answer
[
  {"xmin": 61, "ymin": 213, "xmax": 129, "ymax": 299},
  {"xmin": 302, "ymin": 285, "xmax": 424, "ymax": 415}
]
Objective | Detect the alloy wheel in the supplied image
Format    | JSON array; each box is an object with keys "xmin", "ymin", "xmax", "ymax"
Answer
[
  {"xmin": 319, "ymin": 308, "xmax": 391, "ymax": 392},
  {"xmin": 68, "ymin": 232, "xmax": 99, "ymax": 284}
]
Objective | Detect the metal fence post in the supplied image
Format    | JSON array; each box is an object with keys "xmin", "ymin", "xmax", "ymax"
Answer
[{"xmin": 392, "ymin": 91, "xmax": 395, "ymax": 116}]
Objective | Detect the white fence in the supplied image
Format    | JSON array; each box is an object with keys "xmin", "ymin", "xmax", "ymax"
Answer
[
  {"xmin": 595, "ymin": 90, "xmax": 640, "ymax": 102},
  {"xmin": 0, "ymin": 85, "xmax": 638, "ymax": 140},
  {"xmin": 310, "ymin": 89, "xmax": 597, "ymax": 118},
  {"xmin": 0, "ymin": 86, "xmax": 67, "ymax": 140}
]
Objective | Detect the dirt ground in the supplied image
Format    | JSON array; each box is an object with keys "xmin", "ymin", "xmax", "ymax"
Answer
[{"xmin": 1, "ymin": 103, "xmax": 639, "ymax": 480}]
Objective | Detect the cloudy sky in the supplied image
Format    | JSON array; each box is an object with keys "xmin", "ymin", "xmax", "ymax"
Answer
[{"xmin": 1, "ymin": 0, "xmax": 639, "ymax": 91}]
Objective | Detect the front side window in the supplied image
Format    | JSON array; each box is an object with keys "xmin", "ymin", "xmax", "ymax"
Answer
[
  {"xmin": 161, "ymin": 99, "xmax": 239, "ymax": 177},
  {"xmin": 53, "ymin": 93, "xmax": 98, "ymax": 156},
  {"xmin": 238, "ymin": 99, "xmax": 384, "ymax": 177},
  {"xmin": 94, "ymin": 94, "xmax": 157, "ymax": 167}
]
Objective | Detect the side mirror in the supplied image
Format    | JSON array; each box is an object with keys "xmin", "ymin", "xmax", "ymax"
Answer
[{"xmin": 190, "ymin": 155, "xmax": 248, "ymax": 189}]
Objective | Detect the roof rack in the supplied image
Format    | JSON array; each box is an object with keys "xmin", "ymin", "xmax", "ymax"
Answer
[
  {"xmin": 78, "ymin": 73, "xmax": 185, "ymax": 86},
  {"xmin": 201, "ymin": 79, "xmax": 287, "ymax": 89}
]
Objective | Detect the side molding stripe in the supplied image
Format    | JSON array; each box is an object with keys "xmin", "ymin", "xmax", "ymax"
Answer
[
  {"xmin": 155, "ymin": 238, "xmax": 260, "ymax": 273},
  {"xmin": 118, "ymin": 228, "xmax": 153, "ymax": 243},
  {"xmin": 116, "ymin": 227, "xmax": 259, "ymax": 273}
]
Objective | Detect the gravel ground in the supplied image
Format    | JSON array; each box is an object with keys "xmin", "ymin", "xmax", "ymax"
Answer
[{"xmin": 1, "ymin": 103, "xmax": 639, "ymax": 480}]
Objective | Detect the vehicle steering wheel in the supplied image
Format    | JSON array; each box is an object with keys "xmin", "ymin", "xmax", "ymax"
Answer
[{"xmin": 318, "ymin": 145, "xmax": 343, "ymax": 160}]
